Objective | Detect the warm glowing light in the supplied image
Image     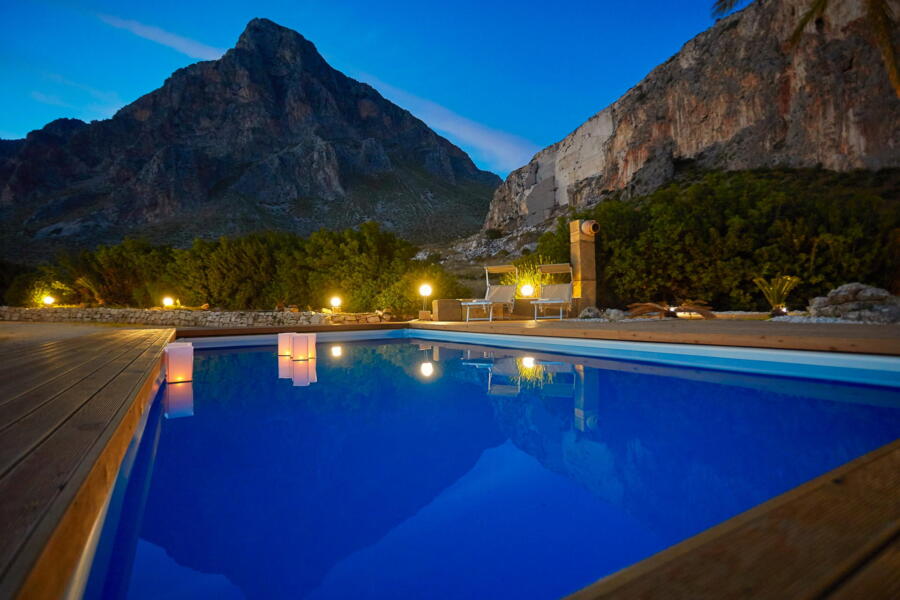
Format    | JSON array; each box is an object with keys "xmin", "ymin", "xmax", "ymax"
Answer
[
  {"xmin": 419, "ymin": 284, "xmax": 432, "ymax": 297},
  {"xmin": 330, "ymin": 296, "xmax": 342, "ymax": 309},
  {"xmin": 521, "ymin": 356, "xmax": 536, "ymax": 369},
  {"xmin": 41, "ymin": 295, "xmax": 55, "ymax": 305},
  {"xmin": 277, "ymin": 333, "xmax": 293, "ymax": 356},
  {"xmin": 165, "ymin": 342, "xmax": 194, "ymax": 383},
  {"xmin": 330, "ymin": 345, "xmax": 343, "ymax": 357},
  {"xmin": 162, "ymin": 296, "xmax": 175, "ymax": 307},
  {"xmin": 520, "ymin": 284, "xmax": 535, "ymax": 297},
  {"xmin": 307, "ymin": 333, "xmax": 317, "ymax": 359},
  {"xmin": 164, "ymin": 382, "xmax": 194, "ymax": 419},
  {"xmin": 419, "ymin": 361, "xmax": 435, "ymax": 377},
  {"xmin": 290, "ymin": 333, "xmax": 309, "ymax": 361}
]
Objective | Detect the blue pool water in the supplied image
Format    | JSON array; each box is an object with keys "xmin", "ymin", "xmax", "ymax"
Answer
[{"xmin": 86, "ymin": 339, "xmax": 900, "ymax": 600}]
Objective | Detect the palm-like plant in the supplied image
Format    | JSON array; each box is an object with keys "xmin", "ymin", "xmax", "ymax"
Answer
[
  {"xmin": 627, "ymin": 300, "xmax": 717, "ymax": 319},
  {"xmin": 753, "ymin": 275, "xmax": 801, "ymax": 315},
  {"xmin": 713, "ymin": 0, "xmax": 899, "ymax": 98}
]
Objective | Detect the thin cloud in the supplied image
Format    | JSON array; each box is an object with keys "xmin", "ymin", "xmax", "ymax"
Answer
[
  {"xmin": 30, "ymin": 91, "xmax": 74, "ymax": 108},
  {"xmin": 358, "ymin": 74, "xmax": 539, "ymax": 175},
  {"xmin": 45, "ymin": 73, "xmax": 122, "ymax": 106},
  {"xmin": 97, "ymin": 14, "xmax": 224, "ymax": 60}
]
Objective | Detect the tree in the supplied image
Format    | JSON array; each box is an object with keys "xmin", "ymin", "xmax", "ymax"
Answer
[{"xmin": 713, "ymin": 0, "xmax": 899, "ymax": 98}]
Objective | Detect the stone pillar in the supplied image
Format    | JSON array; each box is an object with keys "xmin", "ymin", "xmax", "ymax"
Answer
[{"xmin": 569, "ymin": 219, "xmax": 599, "ymax": 312}]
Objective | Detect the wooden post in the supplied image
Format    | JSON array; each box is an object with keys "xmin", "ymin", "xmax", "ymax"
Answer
[{"xmin": 569, "ymin": 220, "xmax": 599, "ymax": 313}]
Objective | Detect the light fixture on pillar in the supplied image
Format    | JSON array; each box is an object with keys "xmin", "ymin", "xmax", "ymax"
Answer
[
  {"xmin": 165, "ymin": 342, "xmax": 194, "ymax": 383},
  {"xmin": 329, "ymin": 296, "xmax": 342, "ymax": 312},
  {"xmin": 164, "ymin": 382, "xmax": 194, "ymax": 419},
  {"xmin": 162, "ymin": 296, "xmax": 175, "ymax": 308},
  {"xmin": 419, "ymin": 283, "xmax": 432, "ymax": 311},
  {"xmin": 42, "ymin": 295, "xmax": 55, "ymax": 306}
]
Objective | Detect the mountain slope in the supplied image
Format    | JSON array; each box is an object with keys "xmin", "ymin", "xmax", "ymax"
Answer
[
  {"xmin": 0, "ymin": 18, "xmax": 500, "ymax": 261},
  {"xmin": 484, "ymin": 0, "xmax": 900, "ymax": 232}
]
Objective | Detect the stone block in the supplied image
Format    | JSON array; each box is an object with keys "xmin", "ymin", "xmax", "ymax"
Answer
[{"xmin": 432, "ymin": 299, "xmax": 462, "ymax": 321}]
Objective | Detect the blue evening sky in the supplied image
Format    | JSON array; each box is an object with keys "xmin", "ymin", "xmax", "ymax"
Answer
[{"xmin": 0, "ymin": 0, "xmax": 748, "ymax": 175}]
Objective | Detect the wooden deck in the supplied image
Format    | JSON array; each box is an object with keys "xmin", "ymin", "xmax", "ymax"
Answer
[
  {"xmin": 410, "ymin": 318, "xmax": 900, "ymax": 355},
  {"xmin": 0, "ymin": 326, "xmax": 173, "ymax": 600}
]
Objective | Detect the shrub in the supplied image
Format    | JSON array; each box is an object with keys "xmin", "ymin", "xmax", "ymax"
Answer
[
  {"xmin": 499, "ymin": 254, "xmax": 562, "ymax": 297},
  {"xmin": 753, "ymin": 275, "xmax": 801, "ymax": 313},
  {"xmin": 536, "ymin": 168, "xmax": 900, "ymax": 310},
  {"xmin": 13, "ymin": 223, "xmax": 466, "ymax": 313},
  {"xmin": 374, "ymin": 261, "xmax": 470, "ymax": 315}
]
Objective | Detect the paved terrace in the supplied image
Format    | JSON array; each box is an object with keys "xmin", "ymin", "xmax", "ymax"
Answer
[{"xmin": 0, "ymin": 319, "xmax": 898, "ymax": 599}]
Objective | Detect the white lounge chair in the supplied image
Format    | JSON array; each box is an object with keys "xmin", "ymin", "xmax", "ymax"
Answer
[
  {"xmin": 460, "ymin": 265, "xmax": 517, "ymax": 322},
  {"xmin": 531, "ymin": 263, "xmax": 574, "ymax": 320}
]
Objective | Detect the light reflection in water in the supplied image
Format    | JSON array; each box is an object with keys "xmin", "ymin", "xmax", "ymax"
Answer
[
  {"xmin": 277, "ymin": 356, "xmax": 292, "ymax": 379},
  {"xmin": 419, "ymin": 361, "xmax": 435, "ymax": 378},
  {"xmin": 163, "ymin": 382, "xmax": 194, "ymax": 419}
]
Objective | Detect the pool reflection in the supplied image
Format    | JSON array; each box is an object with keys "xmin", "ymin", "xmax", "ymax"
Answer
[
  {"xmin": 163, "ymin": 382, "xmax": 193, "ymax": 419},
  {"xmin": 90, "ymin": 340, "xmax": 900, "ymax": 600}
]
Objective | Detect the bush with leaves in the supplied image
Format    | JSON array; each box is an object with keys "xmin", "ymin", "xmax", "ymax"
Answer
[
  {"xmin": 499, "ymin": 254, "xmax": 565, "ymax": 297},
  {"xmin": 6, "ymin": 222, "xmax": 467, "ymax": 313},
  {"xmin": 375, "ymin": 260, "xmax": 470, "ymax": 316},
  {"xmin": 536, "ymin": 169, "xmax": 900, "ymax": 310}
]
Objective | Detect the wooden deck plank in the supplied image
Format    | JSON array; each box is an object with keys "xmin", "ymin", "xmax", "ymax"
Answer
[
  {"xmin": 0, "ymin": 331, "xmax": 167, "ymax": 478},
  {"xmin": 0, "ymin": 328, "xmax": 172, "ymax": 599},
  {"xmin": 0, "ymin": 327, "xmax": 130, "ymax": 368},
  {"xmin": 0, "ymin": 337, "xmax": 115, "ymax": 379},
  {"xmin": 568, "ymin": 439, "xmax": 900, "ymax": 599},
  {"xmin": 0, "ymin": 330, "xmax": 149, "ymax": 409},
  {"xmin": 827, "ymin": 536, "xmax": 900, "ymax": 598}
]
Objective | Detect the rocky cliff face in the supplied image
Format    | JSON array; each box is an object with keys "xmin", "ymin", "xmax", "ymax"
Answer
[
  {"xmin": 484, "ymin": 0, "xmax": 900, "ymax": 231},
  {"xmin": 0, "ymin": 19, "xmax": 500, "ymax": 261}
]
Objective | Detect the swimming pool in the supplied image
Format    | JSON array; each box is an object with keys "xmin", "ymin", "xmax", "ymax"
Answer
[{"xmin": 83, "ymin": 336, "xmax": 900, "ymax": 599}]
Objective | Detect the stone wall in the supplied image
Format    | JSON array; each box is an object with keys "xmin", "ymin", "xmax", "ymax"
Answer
[
  {"xmin": 808, "ymin": 283, "xmax": 900, "ymax": 323},
  {"xmin": 0, "ymin": 306, "xmax": 336, "ymax": 328}
]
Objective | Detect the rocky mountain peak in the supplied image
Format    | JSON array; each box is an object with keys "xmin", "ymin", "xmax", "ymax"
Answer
[
  {"xmin": 0, "ymin": 18, "xmax": 500, "ymax": 261},
  {"xmin": 234, "ymin": 17, "xmax": 330, "ymax": 73}
]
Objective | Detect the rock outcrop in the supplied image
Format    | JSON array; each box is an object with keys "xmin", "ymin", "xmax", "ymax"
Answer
[
  {"xmin": 0, "ymin": 18, "xmax": 500, "ymax": 261},
  {"xmin": 808, "ymin": 283, "xmax": 900, "ymax": 323},
  {"xmin": 484, "ymin": 0, "xmax": 900, "ymax": 231}
]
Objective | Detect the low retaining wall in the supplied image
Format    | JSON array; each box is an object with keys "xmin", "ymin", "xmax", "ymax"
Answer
[{"xmin": 0, "ymin": 306, "xmax": 331, "ymax": 328}]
